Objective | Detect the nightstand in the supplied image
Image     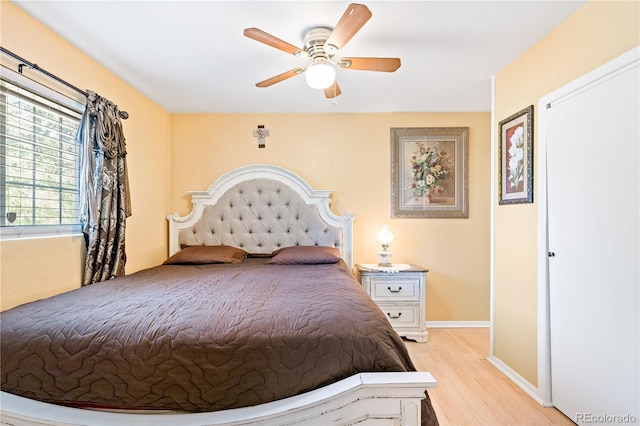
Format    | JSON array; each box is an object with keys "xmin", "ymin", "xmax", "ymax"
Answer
[{"xmin": 355, "ymin": 264, "xmax": 428, "ymax": 343}]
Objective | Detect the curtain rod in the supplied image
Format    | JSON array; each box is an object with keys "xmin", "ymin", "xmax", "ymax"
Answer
[{"xmin": 0, "ymin": 46, "xmax": 129, "ymax": 119}]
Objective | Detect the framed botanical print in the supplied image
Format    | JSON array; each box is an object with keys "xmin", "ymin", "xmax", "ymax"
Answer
[
  {"xmin": 499, "ymin": 105, "xmax": 533, "ymax": 204},
  {"xmin": 391, "ymin": 127, "xmax": 469, "ymax": 218}
]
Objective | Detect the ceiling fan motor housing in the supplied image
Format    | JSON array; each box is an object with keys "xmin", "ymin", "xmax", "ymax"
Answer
[{"xmin": 303, "ymin": 27, "xmax": 336, "ymax": 59}]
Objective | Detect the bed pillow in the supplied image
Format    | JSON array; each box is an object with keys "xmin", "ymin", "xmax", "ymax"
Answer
[
  {"xmin": 265, "ymin": 245, "xmax": 341, "ymax": 265},
  {"xmin": 163, "ymin": 245, "xmax": 247, "ymax": 265}
]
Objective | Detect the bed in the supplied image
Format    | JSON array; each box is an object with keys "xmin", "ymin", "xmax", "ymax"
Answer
[{"xmin": 1, "ymin": 164, "xmax": 438, "ymax": 425}]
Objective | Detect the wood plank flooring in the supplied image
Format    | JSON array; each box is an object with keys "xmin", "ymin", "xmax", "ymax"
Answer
[{"xmin": 405, "ymin": 328, "xmax": 574, "ymax": 425}]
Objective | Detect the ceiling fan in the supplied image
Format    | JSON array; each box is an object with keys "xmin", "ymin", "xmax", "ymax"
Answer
[{"xmin": 243, "ymin": 3, "xmax": 401, "ymax": 99}]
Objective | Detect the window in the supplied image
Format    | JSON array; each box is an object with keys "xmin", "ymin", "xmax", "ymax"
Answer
[{"xmin": 0, "ymin": 69, "xmax": 84, "ymax": 238}]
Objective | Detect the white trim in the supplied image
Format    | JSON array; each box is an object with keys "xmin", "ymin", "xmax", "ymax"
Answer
[
  {"xmin": 487, "ymin": 356, "xmax": 551, "ymax": 407},
  {"xmin": 0, "ymin": 224, "xmax": 82, "ymax": 240},
  {"xmin": 536, "ymin": 45, "xmax": 640, "ymax": 405},
  {"xmin": 489, "ymin": 74, "xmax": 496, "ymax": 356},
  {"xmin": 536, "ymin": 91, "xmax": 554, "ymax": 407},
  {"xmin": 425, "ymin": 321, "xmax": 490, "ymax": 328}
]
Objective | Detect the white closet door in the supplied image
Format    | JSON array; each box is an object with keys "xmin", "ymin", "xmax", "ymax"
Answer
[{"xmin": 546, "ymin": 62, "xmax": 639, "ymax": 423}]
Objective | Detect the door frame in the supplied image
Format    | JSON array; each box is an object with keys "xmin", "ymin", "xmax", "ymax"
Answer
[{"xmin": 535, "ymin": 45, "xmax": 640, "ymax": 405}]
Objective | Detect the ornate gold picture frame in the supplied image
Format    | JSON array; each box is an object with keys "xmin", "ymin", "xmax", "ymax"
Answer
[{"xmin": 391, "ymin": 127, "xmax": 469, "ymax": 218}]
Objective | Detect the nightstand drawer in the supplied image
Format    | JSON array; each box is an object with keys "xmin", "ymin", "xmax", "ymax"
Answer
[
  {"xmin": 370, "ymin": 276, "xmax": 420, "ymax": 301},
  {"xmin": 379, "ymin": 304, "xmax": 420, "ymax": 327},
  {"xmin": 355, "ymin": 264, "xmax": 428, "ymax": 342}
]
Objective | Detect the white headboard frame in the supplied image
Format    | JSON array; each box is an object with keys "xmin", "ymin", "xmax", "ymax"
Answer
[{"xmin": 167, "ymin": 164, "xmax": 355, "ymax": 269}]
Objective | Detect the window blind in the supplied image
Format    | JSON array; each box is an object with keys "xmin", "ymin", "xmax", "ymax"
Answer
[{"xmin": 0, "ymin": 76, "xmax": 83, "ymax": 233}]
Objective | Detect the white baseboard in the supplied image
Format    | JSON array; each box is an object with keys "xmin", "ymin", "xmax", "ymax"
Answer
[
  {"xmin": 487, "ymin": 355, "xmax": 551, "ymax": 407},
  {"xmin": 425, "ymin": 321, "xmax": 490, "ymax": 328}
]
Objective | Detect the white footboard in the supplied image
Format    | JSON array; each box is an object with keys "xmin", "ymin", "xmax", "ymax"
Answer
[{"xmin": 0, "ymin": 372, "xmax": 436, "ymax": 426}]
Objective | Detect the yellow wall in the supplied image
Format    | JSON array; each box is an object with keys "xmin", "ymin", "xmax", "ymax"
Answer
[
  {"xmin": 0, "ymin": 236, "xmax": 85, "ymax": 307},
  {"xmin": 0, "ymin": 2, "xmax": 172, "ymax": 310},
  {"xmin": 493, "ymin": 0, "xmax": 639, "ymax": 385},
  {"xmin": 171, "ymin": 112, "xmax": 491, "ymax": 321}
]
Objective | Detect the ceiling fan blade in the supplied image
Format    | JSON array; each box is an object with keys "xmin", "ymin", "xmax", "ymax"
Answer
[
  {"xmin": 339, "ymin": 57, "xmax": 401, "ymax": 72},
  {"xmin": 324, "ymin": 3, "xmax": 372, "ymax": 51},
  {"xmin": 256, "ymin": 68, "xmax": 305, "ymax": 88},
  {"xmin": 244, "ymin": 28, "xmax": 307, "ymax": 57},
  {"xmin": 324, "ymin": 81, "xmax": 342, "ymax": 99}
]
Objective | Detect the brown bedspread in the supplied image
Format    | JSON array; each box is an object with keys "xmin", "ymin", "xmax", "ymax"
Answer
[{"xmin": 1, "ymin": 259, "xmax": 438, "ymax": 424}]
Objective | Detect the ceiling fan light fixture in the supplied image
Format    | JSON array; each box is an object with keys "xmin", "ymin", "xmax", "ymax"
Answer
[{"xmin": 305, "ymin": 59, "xmax": 336, "ymax": 89}]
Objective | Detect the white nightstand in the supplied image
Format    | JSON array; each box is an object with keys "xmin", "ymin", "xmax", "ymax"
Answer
[{"xmin": 355, "ymin": 264, "xmax": 428, "ymax": 343}]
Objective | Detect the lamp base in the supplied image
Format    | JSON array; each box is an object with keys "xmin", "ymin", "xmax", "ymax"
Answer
[{"xmin": 377, "ymin": 250, "xmax": 393, "ymax": 267}]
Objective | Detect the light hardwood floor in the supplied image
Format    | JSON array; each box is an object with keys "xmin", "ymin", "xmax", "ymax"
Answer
[{"xmin": 405, "ymin": 328, "xmax": 574, "ymax": 425}]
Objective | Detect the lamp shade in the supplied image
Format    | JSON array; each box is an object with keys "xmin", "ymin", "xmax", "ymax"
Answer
[
  {"xmin": 305, "ymin": 61, "xmax": 336, "ymax": 89},
  {"xmin": 377, "ymin": 225, "xmax": 394, "ymax": 246}
]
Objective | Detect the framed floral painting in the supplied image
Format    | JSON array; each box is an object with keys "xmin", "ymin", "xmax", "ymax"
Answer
[
  {"xmin": 499, "ymin": 105, "xmax": 533, "ymax": 204},
  {"xmin": 391, "ymin": 127, "xmax": 469, "ymax": 218}
]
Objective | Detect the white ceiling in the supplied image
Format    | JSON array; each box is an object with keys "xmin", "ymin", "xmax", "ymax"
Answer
[{"xmin": 12, "ymin": 1, "xmax": 586, "ymax": 114}]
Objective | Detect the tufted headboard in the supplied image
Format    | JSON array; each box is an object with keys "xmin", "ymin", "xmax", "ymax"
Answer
[{"xmin": 167, "ymin": 164, "xmax": 354, "ymax": 268}]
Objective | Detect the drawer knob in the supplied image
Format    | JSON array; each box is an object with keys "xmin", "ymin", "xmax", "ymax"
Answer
[
  {"xmin": 387, "ymin": 286, "xmax": 402, "ymax": 293},
  {"xmin": 387, "ymin": 312, "xmax": 402, "ymax": 319}
]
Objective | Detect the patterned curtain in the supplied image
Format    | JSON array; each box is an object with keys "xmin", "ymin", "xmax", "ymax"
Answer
[{"xmin": 76, "ymin": 91, "xmax": 132, "ymax": 286}]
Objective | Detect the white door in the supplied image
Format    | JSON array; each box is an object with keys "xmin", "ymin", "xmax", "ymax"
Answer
[{"xmin": 546, "ymin": 56, "xmax": 639, "ymax": 424}]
